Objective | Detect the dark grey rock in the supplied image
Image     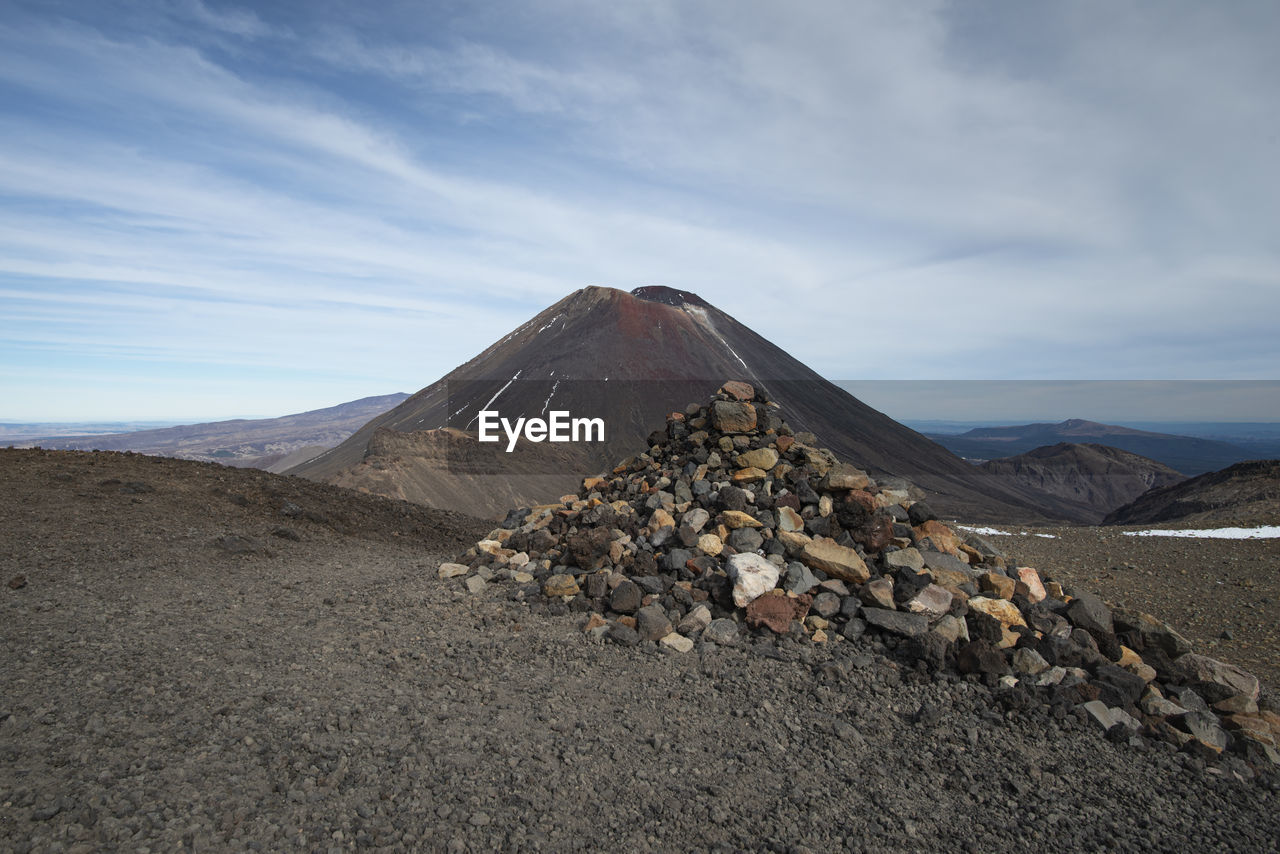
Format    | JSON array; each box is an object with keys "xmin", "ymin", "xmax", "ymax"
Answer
[
  {"xmin": 703, "ymin": 618, "xmax": 741, "ymax": 646},
  {"xmin": 784, "ymin": 561, "xmax": 818, "ymax": 595},
  {"xmin": 921, "ymin": 551, "xmax": 973, "ymax": 576},
  {"xmin": 907, "ymin": 501, "xmax": 936, "ymax": 525},
  {"xmin": 606, "ymin": 623, "xmax": 640, "ymax": 647},
  {"xmin": 664, "ymin": 548, "xmax": 693, "ymax": 573},
  {"xmin": 610, "ymin": 580, "xmax": 643, "ymax": 614},
  {"xmin": 862, "ymin": 608, "xmax": 929, "ymax": 638},
  {"xmin": 811, "ymin": 591, "xmax": 841, "ymax": 619},
  {"xmin": 727, "ymin": 527, "xmax": 763, "ymax": 553},
  {"xmin": 1094, "ymin": 664, "xmax": 1147, "ymax": 709},
  {"xmin": 1066, "ymin": 590, "xmax": 1114, "ymax": 638},
  {"xmin": 636, "ymin": 604, "xmax": 674, "ymax": 642}
]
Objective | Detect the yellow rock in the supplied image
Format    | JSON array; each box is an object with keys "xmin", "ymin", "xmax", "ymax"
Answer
[
  {"xmin": 650, "ymin": 508, "xmax": 676, "ymax": 529},
  {"xmin": 542, "ymin": 574, "xmax": 580, "ymax": 597},
  {"xmin": 721, "ymin": 510, "xmax": 763, "ymax": 529},
  {"xmin": 776, "ymin": 529, "xmax": 812, "ymax": 554},
  {"xmin": 979, "ymin": 572, "xmax": 1016, "ymax": 600},
  {"xmin": 931, "ymin": 568, "xmax": 971, "ymax": 589},
  {"xmin": 799, "ymin": 537, "xmax": 870, "ymax": 584},
  {"xmin": 738, "ymin": 448, "xmax": 779, "ymax": 470},
  {"xmin": 1117, "ymin": 645, "xmax": 1143, "ymax": 668},
  {"xmin": 476, "ymin": 539, "xmax": 515, "ymax": 559},
  {"xmin": 968, "ymin": 596, "xmax": 1027, "ymax": 649},
  {"xmin": 912, "ymin": 520, "xmax": 962, "ymax": 556},
  {"xmin": 697, "ymin": 534, "xmax": 724, "ymax": 556},
  {"xmin": 732, "ymin": 466, "xmax": 767, "ymax": 484}
]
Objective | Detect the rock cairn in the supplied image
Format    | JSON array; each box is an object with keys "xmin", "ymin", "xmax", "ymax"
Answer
[{"xmin": 440, "ymin": 381, "xmax": 1279, "ymax": 769}]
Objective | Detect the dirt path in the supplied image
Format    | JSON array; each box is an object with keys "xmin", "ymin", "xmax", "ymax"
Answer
[{"xmin": 2, "ymin": 451, "xmax": 1277, "ymax": 852}]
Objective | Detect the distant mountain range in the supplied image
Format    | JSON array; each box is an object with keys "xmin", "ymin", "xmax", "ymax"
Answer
[
  {"xmin": 926, "ymin": 418, "xmax": 1257, "ymax": 475},
  {"xmin": 289, "ymin": 285, "xmax": 1080, "ymax": 522},
  {"xmin": 18, "ymin": 393, "xmax": 410, "ymax": 469}
]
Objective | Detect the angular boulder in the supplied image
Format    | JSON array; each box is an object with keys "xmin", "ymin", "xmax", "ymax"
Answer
[
  {"xmin": 799, "ymin": 537, "xmax": 870, "ymax": 584},
  {"xmin": 727, "ymin": 552, "xmax": 781, "ymax": 607},
  {"xmin": 1173, "ymin": 653, "xmax": 1261, "ymax": 703}
]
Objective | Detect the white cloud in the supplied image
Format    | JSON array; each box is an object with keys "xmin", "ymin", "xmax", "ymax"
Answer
[
  {"xmin": 175, "ymin": 0, "xmax": 273, "ymax": 39},
  {"xmin": 0, "ymin": 1, "xmax": 1278, "ymax": 420}
]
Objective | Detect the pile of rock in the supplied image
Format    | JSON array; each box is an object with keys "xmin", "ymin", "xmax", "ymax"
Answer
[{"xmin": 440, "ymin": 381, "xmax": 1278, "ymax": 768}]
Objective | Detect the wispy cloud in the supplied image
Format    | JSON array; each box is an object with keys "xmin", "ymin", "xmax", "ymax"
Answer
[
  {"xmin": 1, "ymin": 1, "xmax": 1277, "ymax": 419},
  {"xmin": 176, "ymin": 0, "xmax": 274, "ymax": 39}
]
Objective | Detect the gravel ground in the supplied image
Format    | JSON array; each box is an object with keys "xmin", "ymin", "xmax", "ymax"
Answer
[{"xmin": 2, "ymin": 450, "xmax": 1278, "ymax": 853}]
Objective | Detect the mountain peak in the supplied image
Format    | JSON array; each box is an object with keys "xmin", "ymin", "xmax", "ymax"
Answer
[
  {"xmin": 290, "ymin": 285, "xmax": 1073, "ymax": 521},
  {"xmin": 630, "ymin": 285, "xmax": 712, "ymax": 309}
]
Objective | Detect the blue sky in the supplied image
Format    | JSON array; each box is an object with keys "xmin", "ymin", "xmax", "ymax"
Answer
[{"xmin": 2, "ymin": 1, "xmax": 1278, "ymax": 420}]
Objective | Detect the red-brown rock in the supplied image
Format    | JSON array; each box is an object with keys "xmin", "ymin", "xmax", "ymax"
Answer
[{"xmin": 745, "ymin": 591, "xmax": 812, "ymax": 634}]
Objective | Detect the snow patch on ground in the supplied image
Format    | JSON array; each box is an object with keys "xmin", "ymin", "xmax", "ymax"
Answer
[
  {"xmin": 956, "ymin": 525, "xmax": 1058, "ymax": 539},
  {"xmin": 540, "ymin": 379, "xmax": 561, "ymax": 416},
  {"xmin": 1122, "ymin": 526, "xmax": 1280, "ymax": 540},
  {"xmin": 464, "ymin": 371, "xmax": 521, "ymax": 429},
  {"xmin": 683, "ymin": 304, "xmax": 752, "ymax": 375}
]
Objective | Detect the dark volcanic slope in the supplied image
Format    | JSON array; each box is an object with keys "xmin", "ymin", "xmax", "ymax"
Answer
[
  {"xmin": 1105, "ymin": 459, "xmax": 1280, "ymax": 526},
  {"xmin": 931, "ymin": 419, "xmax": 1253, "ymax": 476},
  {"xmin": 977, "ymin": 442, "xmax": 1186, "ymax": 524},
  {"xmin": 27, "ymin": 393, "xmax": 409, "ymax": 468},
  {"xmin": 3, "ymin": 449, "xmax": 1278, "ymax": 852},
  {"xmin": 290, "ymin": 286, "xmax": 1070, "ymax": 522}
]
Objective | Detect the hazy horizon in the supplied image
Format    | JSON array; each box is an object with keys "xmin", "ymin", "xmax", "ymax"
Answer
[{"xmin": 6, "ymin": 380, "xmax": 1279, "ymax": 430}]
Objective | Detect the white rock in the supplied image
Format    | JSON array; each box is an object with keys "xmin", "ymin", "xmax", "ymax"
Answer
[
  {"xmin": 1083, "ymin": 700, "xmax": 1139, "ymax": 733},
  {"xmin": 906, "ymin": 583, "xmax": 953, "ymax": 618},
  {"xmin": 438, "ymin": 562, "xmax": 470, "ymax": 579},
  {"xmin": 683, "ymin": 507, "xmax": 711, "ymax": 532},
  {"xmin": 727, "ymin": 552, "xmax": 781, "ymax": 607},
  {"xmin": 1036, "ymin": 666, "xmax": 1067, "ymax": 687},
  {"xmin": 1011, "ymin": 647, "xmax": 1050, "ymax": 676},
  {"xmin": 660, "ymin": 633, "xmax": 695, "ymax": 653}
]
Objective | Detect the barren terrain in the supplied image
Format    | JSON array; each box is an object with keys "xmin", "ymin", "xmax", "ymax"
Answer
[
  {"xmin": 980, "ymin": 524, "xmax": 1280, "ymax": 689},
  {"xmin": 2, "ymin": 450, "xmax": 1277, "ymax": 852}
]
